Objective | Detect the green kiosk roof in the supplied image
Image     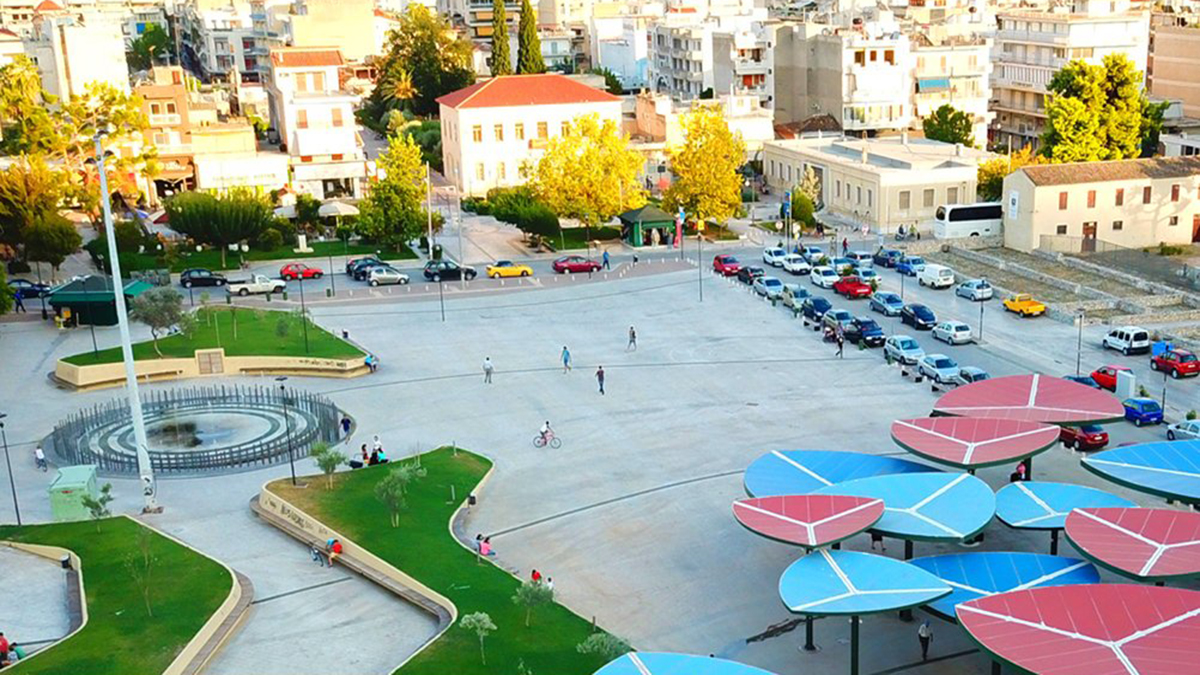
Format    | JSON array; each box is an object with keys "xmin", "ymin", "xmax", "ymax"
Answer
[
  {"xmin": 49, "ymin": 275, "xmax": 153, "ymax": 303},
  {"xmin": 618, "ymin": 204, "xmax": 675, "ymax": 226}
]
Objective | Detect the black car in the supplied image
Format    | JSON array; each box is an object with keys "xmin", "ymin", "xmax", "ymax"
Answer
[
  {"xmin": 900, "ymin": 303, "xmax": 937, "ymax": 330},
  {"xmin": 736, "ymin": 266, "xmax": 766, "ymax": 284},
  {"xmin": 846, "ymin": 317, "xmax": 885, "ymax": 347},
  {"xmin": 7, "ymin": 278, "xmax": 51, "ymax": 299},
  {"xmin": 801, "ymin": 296, "xmax": 832, "ymax": 322},
  {"xmin": 346, "ymin": 256, "xmax": 381, "ymax": 274},
  {"xmin": 1063, "ymin": 375, "xmax": 1102, "ymax": 389},
  {"xmin": 423, "ymin": 260, "xmax": 477, "ymax": 282},
  {"xmin": 180, "ymin": 269, "xmax": 227, "ymax": 288},
  {"xmin": 873, "ymin": 249, "xmax": 903, "ymax": 268},
  {"xmin": 351, "ymin": 259, "xmax": 388, "ymax": 281}
]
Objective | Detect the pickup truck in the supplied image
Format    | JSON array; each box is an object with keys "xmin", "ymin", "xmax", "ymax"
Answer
[
  {"xmin": 1003, "ymin": 293, "xmax": 1047, "ymax": 317},
  {"xmin": 227, "ymin": 274, "xmax": 286, "ymax": 296}
]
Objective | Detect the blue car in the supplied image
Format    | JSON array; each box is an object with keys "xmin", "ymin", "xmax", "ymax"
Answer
[
  {"xmin": 1063, "ymin": 375, "xmax": 1102, "ymax": 389},
  {"xmin": 801, "ymin": 296, "xmax": 832, "ymax": 322},
  {"xmin": 873, "ymin": 249, "xmax": 903, "ymax": 268},
  {"xmin": 896, "ymin": 255, "xmax": 926, "ymax": 277},
  {"xmin": 1122, "ymin": 398, "xmax": 1164, "ymax": 426},
  {"xmin": 870, "ymin": 292, "xmax": 904, "ymax": 316}
]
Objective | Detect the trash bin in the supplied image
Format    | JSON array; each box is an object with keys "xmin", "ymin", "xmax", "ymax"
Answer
[{"xmin": 48, "ymin": 465, "xmax": 99, "ymax": 522}]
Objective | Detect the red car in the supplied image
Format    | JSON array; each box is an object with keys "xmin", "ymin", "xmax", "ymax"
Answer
[
  {"xmin": 833, "ymin": 275, "xmax": 872, "ymax": 299},
  {"xmin": 1060, "ymin": 424, "xmax": 1109, "ymax": 451},
  {"xmin": 713, "ymin": 255, "xmax": 742, "ymax": 276},
  {"xmin": 1091, "ymin": 365, "xmax": 1133, "ymax": 391},
  {"xmin": 280, "ymin": 263, "xmax": 324, "ymax": 280},
  {"xmin": 552, "ymin": 255, "xmax": 601, "ymax": 274},
  {"xmin": 1151, "ymin": 348, "xmax": 1200, "ymax": 379}
]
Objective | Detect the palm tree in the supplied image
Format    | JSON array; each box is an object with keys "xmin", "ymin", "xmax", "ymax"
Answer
[{"xmin": 385, "ymin": 69, "xmax": 418, "ymax": 110}]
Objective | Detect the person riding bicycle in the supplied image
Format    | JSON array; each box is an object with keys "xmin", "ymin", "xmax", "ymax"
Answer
[
  {"xmin": 34, "ymin": 446, "xmax": 47, "ymax": 471},
  {"xmin": 539, "ymin": 421, "xmax": 553, "ymax": 444}
]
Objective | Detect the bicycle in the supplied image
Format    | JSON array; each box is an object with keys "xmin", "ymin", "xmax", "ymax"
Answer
[{"xmin": 532, "ymin": 432, "xmax": 562, "ymax": 449}]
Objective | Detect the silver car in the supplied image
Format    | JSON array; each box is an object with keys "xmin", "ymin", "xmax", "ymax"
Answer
[
  {"xmin": 956, "ymin": 279, "xmax": 994, "ymax": 301},
  {"xmin": 932, "ymin": 321, "xmax": 973, "ymax": 345},
  {"xmin": 782, "ymin": 284, "xmax": 810, "ymax": 309},
  {"xmin": 952, "ymin": 366, "xmax": 991, "ymax": 386},
  {"xmin": 754, "ymin": 275, "xmax": 785, "ymax": 299},
  {"xmin": 368, "ymin": 266, "xmax": 410, "ymax": 286},
  {"xmin": 919, "ymin": 354, "xmax": 961, "ymax": 384},
  {"xmin": 1167, "ymin": 420, "xmax": 1200, "ymax": 441},
  {"xmin": 823, "ymin": 309, "xmax": 854, "ymax": 333},
  {"xmin": 885, "ymin": 335, "xmax": 925, "ymax": 365}
]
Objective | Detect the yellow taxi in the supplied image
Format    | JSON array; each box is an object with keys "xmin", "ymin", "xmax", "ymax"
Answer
[
  {"xmin": 486, "ymin": 260, "xmax": 534, "ymax": 278},
  {"xmin": 1003, "ymin": 293, "xmax": 1047, "ymax": 317}
]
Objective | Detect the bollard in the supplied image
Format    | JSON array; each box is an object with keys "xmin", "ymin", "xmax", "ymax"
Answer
[
  {"xmin": 282, "ymin": 291, "xmax": 288, "ymax": 301},
  {"xmin": 326, "ymin": 288, "xmax": 332, "ymax": 298}
]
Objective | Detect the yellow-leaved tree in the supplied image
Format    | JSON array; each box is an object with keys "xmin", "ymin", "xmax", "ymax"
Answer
[
  {"xmin": 664, "ymin": 105, "xmax": 746, "ymax": 227},
  {"xmin": 976, "ymin": 146, "xmax": 1043, "ymax": 202},
  {"xmin": 529, "ymin": 113, "xmax": 645, "ymax": 231}
]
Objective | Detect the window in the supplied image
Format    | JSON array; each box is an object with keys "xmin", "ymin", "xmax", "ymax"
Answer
[
  {"xmin": 947, "ymin": 187, "xmax": 958, "ymax": 205},
  {"xmin": 297, "ymin": 110, "xmax": 308, "ymax": 129},
  {"xmin": 166, "ymin": 102, "xmax": 177, "ymax": 114},
  {"xmin": 1169, "ymin": 216, "xmax": 1179, "ymax": 226},
  {"xmin": 331, "ymin": 108, "xmax": 343, "ymax": 127},
  {"xmin": 836, "ymin": 180, "xmax": 841, "ymax": 198},
  {"xmin": 300, "ymin": 155, "xmax": 313, "ymax": 163},
  {"xmin": 786, "ymin": 165, "xmax": 792, "ymax": 182},
  {"xmin": 296, "ymin": 73, "xmax": 308, "ymax": 92},
  {"xmin": 1056, "ymin": 224, "xmax": 1068, "ymax": 235},
  {"xmin": 561, "ymin": 121, "xmax": 570, "ymax": 136},
  {"xmin": 899, "ymin": 190, "xmax": 910, "ymax": 209},
  {"xmin": 884, "ymin": 49, "xmax": 895, "ymax": 65},
  {"xmin": 1115, "ymin": 188, "xmax": 1124, "ymax": 206},
  {"xmin": 476, "ymin": 163, "xmax": 485, "ymax": 180},
  {"xmin": 331, "ymin": 153, "xmax": 343, "ymax": 161},
  {"xmin": 537, "ymin": 121, "xmax": 548, "ymax": 139},
  {"xmin": 498, "ymin": 162, "xmax": 506, "ymax": 180},
  {"xmin": 472, "ymin": 125, "xmax": 482, "ymax": 142},
  {"xmin": 1112, "ymin": 220, "xmax": 1123, "ymax": 231},
  {"xmin": 515, "ymin": 123, "xmax": 524, "ymax": 140},
  {"xmin": 1144, "ymin": 186, "xmax": 1152, "ymax": 204},
  {"xmin": 494, "ymin": 124, "xmax": 504, "ymax": 141},
  {"xmin": 857, "ymin": 186, "xmax": 862, "ymax": 204},
  {"xmin": 854, "ymin": 50, "xmax": 865, "ymax": 66},
  {"xmin": 313, "ymin": 72, "xmax": 325, "ymax": 92},
  {"xmin": 1087, "ymin": 190, "xmax": 1096, "ymax": 208},
  {"xmin": 867, "ymin": 189, "xmax": 873, "ymax": 207},
  {"xmin": 870, "ymin": 50, "xmax": 878, "ymax": 62},
  {"xmin": 1058, "ymin": 192, "xmax": 1068, "ymax": 210},
  {"xmin": 923, "ymin": 188, "xmax": 935, "ymax": 208},
  {"xmin": 1171, "ymin": 184, "xmax": 1180, "ymax": 202},
  {"xmin": 150, "ymin": 103, "xmax": 161, "ymax": 114}
]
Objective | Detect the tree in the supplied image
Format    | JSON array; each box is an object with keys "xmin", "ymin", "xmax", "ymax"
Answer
[
  {"xmin": 591, "ymin": 68, "xmax": 623, "ymax": 95},
  {"xmin": 664, "ymin": 105, "xmax": 746, "ymax": 226},
  {"xmin": 798, "ymin": 165, "xmax": 820, "ymax": 208},
  {"xmin": 124, "ymin": 526, "xmax": 157, "ymax": 617},
  {"xmin": 0, "ymin": 266, "xmax": 13, "ymax": 316},
  {"xmin": 0, "ymin": 155, "xmax": 69, "ymax": 248},
  {"xmin": 530, "ymin": 113, "xmax": 644, "ymax": 231},
  {"xmin": 459, "ymin": 612, "xmax": 497, "ymax": 665},
  {"xmin": 922, "ymin": 104, "xmax": 975, "ymax": 147},
  {"xmin": 129, "ymin": 287, "xmax": 186, "ymax": 357},
  {"xmin": 512, "ymin": 579, "xmax": 554, "ymax": 627},
  {"xmin": 1042, "ymin": 96, "xmax": 1105, "ymax": 163},
  {"xmin": 80, "ymin": 483, "xmax": 114, "ymax": 532},
  {"xmin": 24, "ymin": 215, "xmax": 82, "ymax": 279},
  {"xmin": 294, "ymin": 193, "xmax": 322, "ymax": 231},
  {"xmin": 490, "ymin": 0, "xmax": 512, "ymax": 76},
  {"xmin": 1140, "ymin": 98, "xmax": 1170, "ymax": 158},
  {"xmin": 373, "ymin": 462, "xmax": 427, "ymax": 527},
  {"xmin": 791, "ymin": 193, "xmax": 815, "ymax": 231},
  {"xmin": 976, "ymin": 146, "xmax": 1042, "ymax": 202},
  {"xmin": 129, "ymin": 24, "xmax": 171, "ymax": 71},
  {"xmin": 359, "ymin": 134, "xmax": 430, "ymax": 249},
  {"xmin": 0, "ymin": 56, "xmax": 63, "ymax": 158},
  {"xmin": 1041, "ymin": 54, "xmax": 1154, "ymax": 162},
  {"xmin": 371, "ymin": 5, "xmax": 475, "ymax": 117},
  {"xmin": 516, "ymin": 0, "xmax": 544, "ymax": 74},
  {"xmin": 165, "ymin": 192, "xmax": 272, "ymax": 267},
  {"xmin": 576, "ymin": 632, "xmax": 633, "ymax": 661},
  {"xmin": 312, "ymin": 442, "xmax": 348, "ymax": 490}
]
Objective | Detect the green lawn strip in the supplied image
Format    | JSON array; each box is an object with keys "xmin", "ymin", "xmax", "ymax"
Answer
[
  {"xmin": 558, "ymin": 226, "xmax": 622, "ymax": 250},
  {"xmin": 0, "ymin": 517, "xmax": 231, "ymax": 675},
  {"xmin": 270, "ymin": 448, "xmax": 610, "ymax": 675},
  {"xmin": 127, "ymin": 240, "xmax": 417, "ymax": 273},
  {"xmin": 61, "ymin": 307, "xmax": 364, "ymax": 366}
]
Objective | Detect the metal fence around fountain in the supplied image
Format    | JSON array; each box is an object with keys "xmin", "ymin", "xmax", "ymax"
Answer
[{"xmin": 46, "ymin": 384, "xmax": 341, "ymax": 475}]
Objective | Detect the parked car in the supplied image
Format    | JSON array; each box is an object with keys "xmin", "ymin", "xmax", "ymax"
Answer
[
  {"xmin": 896, "ymin": 255, "xmax": 926, "ymax": 276},
  {"xmin": 801, "ymin": 296, "xmax": 833, "ymax": 322},
  {"xmin": 829, "ymin": 257, "xmax": 855, "ymax": 275},
  {"xmin": 799, "ymin": 246, "xmax": 824, "ymax": 264},
  {"xmin": 737, "ymin": 266, "xmax": 766, "ymax": 285},
  {"xmin": 1091, "ymin": 365, "xmax": 1133, "ymax": 391},
  {"xmin": 833, "ymin": 275, "xmax": 872, "ymax": 299},
  {"xmin": 952, "ymin": 367, "xmax": 991, "ymax": 386},
  {"xmin": 753, "ymin": 276, "xmax": 785, "ymax": 299},
  {"xmin": 1102, "ymin": 326, "xmax": 1151, "ymax": 356},
  {"xmin": 846, "ymin": 317, "xmax": 885, "ymax": 347},
  {"xmin": 823, "ymin": 308, "xmax": 854, "ymax": 334},
  {"xmin": 280, "ymin": 263, "xmax": 324, "ymax": 280},
  {"xmin": 1064, "ymin": 375, "xmax": 1102, "ymax": 389},
  {"xmin": 810, "ymin": 266, "xmax": 839, "ymax": 288},
  {"xmin": 917, "ymin": 264, "xmax": 955, "ymax": 289},
  {"xmin": 956, "ymin": 279, "xmax": 994, "ymax": 301},
  {"xmin": 1123, "ymin": 398, "xmax": 1164, "ymax": 426},
  {"xmin": 857, "ymin": 269, "xmax": 880, "ymax": 288},
  {"xmin": 7, "ymin": 278, "xmax": 51, "ymax": 299},
  {"xmin": 1151, "ymin": 348, "xmax": 1200, "ymax": 379},
  {"xmin": 846, "ymin": 251, "xmax": 874, "ymax": 269},
  {"xmin": 367, "ymin": 266, "xmax": 410, "ymax": 286},
  {"xmin": 873, "ymin": 249, "xmax": 903, "ymax": 268},
  {"xmin": 346, "ymin": 256, "xmax": 381, "ymax": 274},
  {"xmin": 919, "ymin": 354, "xmax": 961, "ymax": 384},
  {"xmin": 870, "ymin": 292, "xmax": 904, "ymax": 316},
  {"xmin": 423, "ymin": 259, "xmax": 477, "ymax": 281},
  {"xmin": 782, "ymin": 284, "xmax": 810, "ymax": 310},
  {"xmin": 350, "ymin": 259, "xmax": 388, "ymax": 281},
  {"xmin": 932, "ymin": 321, "xmax": 973, "ymax": 345},
  {"xmin": 713, "ymin": 255, "xmax": 742, "ymax": 276},
  {"xmin": 782, "ymin": 254, "xmax": 811, "ymax": 275},
  {"xmin": 763, "ymin": 247, "xmax": 788, "ymax": 267},
  {"xmin": 885, "ymin": 335, "xmax": 925, "ymax": 365},
  {"xmin": 1167, "ymin": 420, "xmax": 1200, "ymax": 441},
  {"xmin": 486, "ymin": 260, "xmax": 533, "ymax": 278},
  {"xmin": 553, "ymin": 255, "xmax": 601, "ymax": 273},
  {"xmin": 1060, "ymin": 424, "xmax": 1110, "ymax": 450},
  {"xmin": 227, "ymin": 274, "xmax": 286, "ymax": 296},
  {"xmin": 180, "ymin": 268, "xmax": 227, "ymax": 289},
  {"xmin": 900, "ymin": 303, "xmax": 937, "ymax": 330},
  {"xmin": 1003, "ymin": 293, "xmax": 1046, "ymax": 317}
]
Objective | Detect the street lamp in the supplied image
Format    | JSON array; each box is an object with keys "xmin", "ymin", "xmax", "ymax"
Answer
[
  {"xmin": 0, "ymin": 413, "xmax": 19, "ymax": 526},
  {"xmin": 1076, "ymin": 309, "xmax": 1086, "ymax": 377},
  {"xmin": 296, "ymin": 273, "xmax": 310, "ymax": 353},
  {"xmin": 276, "ymin": 376, "xmax": 296, "ymax": 486}
]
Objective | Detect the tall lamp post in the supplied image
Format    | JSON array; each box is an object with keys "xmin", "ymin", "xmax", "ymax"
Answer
[
  {"xmin": 1076, "ymin": 309, "xmax": 1085, "ymax": 377},
  {"xmin": 276, "ymin": 376, "xmax": 297, "ymax": 485},
  {"xmin": 94, "ymin": 133, "xmax": 157, "ymax": 512},
  {"xmin": 297, "ymin": 274, "xmax": 310, "ymax": 353},
  {"xmin": 0, "ymin": 413, "xmax": 19, "ymax": 526}
]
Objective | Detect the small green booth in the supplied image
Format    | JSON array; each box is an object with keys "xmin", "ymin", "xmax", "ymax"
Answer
[
  {"xmin": 48, "ymin": 465, "xmax": 99, "ymax": 522},
  {"xmin": 619, "ymin": 204, "xmax": 676, "ymax": 248},
  {"xmin": 48, "ymin": 275, "xmax": 153, "ymax": 327}
]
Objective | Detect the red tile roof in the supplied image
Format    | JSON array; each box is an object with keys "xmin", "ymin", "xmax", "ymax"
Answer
[
  {"xmin": 436, "ymin": 74, "xmax": 620, "ymax": 110},
  {"xmin": 35, "ymin": 0, "xmax": 63, "ymax": 11},
  {"xmin": 0, "ymin": 28, "xmax": 19, "ymax": 39},
  {"xmin": 270, "ymin": 48, "xmax": 344, "ymax": 68},
  {"xmin": 1020, "ymin": 156, "xmax": 1200, "ymax": 186}
]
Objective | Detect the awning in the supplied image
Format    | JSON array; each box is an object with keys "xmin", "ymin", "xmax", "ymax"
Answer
[{"xmin": 917, "ymin": 77, "xmax": 951, "ymax": 93}]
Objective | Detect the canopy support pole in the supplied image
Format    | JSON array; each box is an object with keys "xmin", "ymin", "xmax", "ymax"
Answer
[
  {"xmin": 804, "ymin": 616, "xmax": 818, "ymax": 651},
  {"xmin": 850, "ymin": 615, "xmax": 860, "ymax": 675},
  {"xmin": 1050, "ymin": 529, "xmax": 1059, "ymax": 556},
  {"xmin": 900, "ymin": 540, "xmax": 915, "ymax": 621},
  {"xmin": 992, "ymin": 660, "xmax": 1001, "ymax": 675}
]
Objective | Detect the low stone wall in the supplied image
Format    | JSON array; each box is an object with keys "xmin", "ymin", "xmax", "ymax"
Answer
[
  {"xmin": 948, "ymin": 247, "xmax": 1118, "ymax": 301},
  {"xmin": 1035, "ymin": 249, "xmax": 1200, "ymax": 307},
  {"xmin": 899, "ymin": 235, "xmax": 1003, "ymax": 255}
]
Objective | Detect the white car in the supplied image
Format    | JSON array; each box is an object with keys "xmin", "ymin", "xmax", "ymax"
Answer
[
  {"xmin": 956, "ymin": 279, "xmax": 994, "ymax": 301},
  {"xmin": 932, "ymin": 321, "xmax": 972, "ymax": 345},
  {"xmin": 763, "ymin": 247, "xmax": 788, "ymax": 267},
  {"xmin": 919, "ymin": 354, "xmax": 961, "ymax": 384},
  {"xmin": 368, "ymin": 266, "xmax": 410, "ymax": 286},
  {"xmin": 782, "ymin": 254, "xmax": 811, "ymax": 275},
  {"xmin": 1167, "ymin": 420, "xmax": 1200, "ymax": 441},
  {"xmin": 918, "ymin": 264, "xmax": 955, "ymax": 289},
  {"xmin": 1102, "ymin": 325, "xmax": 1151, "ymax": 356},
  {"xmin": 885, "ymin": 335, "xmax": 925, "ymax": 365},
  {"xmin": 810, "ymin": 266, "xmax": 839, "ymax": 288}
]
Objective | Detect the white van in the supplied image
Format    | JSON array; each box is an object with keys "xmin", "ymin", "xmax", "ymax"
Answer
[
  {"xmin": 918, "ymin": 264, "xmax": 955, "ymax": 289},
  {"xmin": 1102, "ymin": 325, "xmax": 1151, "ymax": 356}
]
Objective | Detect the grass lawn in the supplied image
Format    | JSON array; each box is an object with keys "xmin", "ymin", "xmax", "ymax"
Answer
[
  {"xmin": 558, "ymin": 226, "xmax": 622, "ymax": 250},
  {"xmin": 0, "ymin": 517, "xmax": 231, "ymax": 675},
  {"xmin": 270, "ymin": 448, "xmax": 612, "ymax": 675},
  {"xmin": 62, "ymin": 307, "xmax": 364, "ymax": 366},
  {"xmin": 129, "ymin": 240, "xmax": 417, "ymax": 273}
]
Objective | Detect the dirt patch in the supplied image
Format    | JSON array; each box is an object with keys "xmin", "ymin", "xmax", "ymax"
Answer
[
  {"xmin": 985, "ymin": 248, "xmax": 1148, "ymax": 298},
  {"xmin": 925, "ymin": 251, "xmax": 1078, "ymax": 303}
]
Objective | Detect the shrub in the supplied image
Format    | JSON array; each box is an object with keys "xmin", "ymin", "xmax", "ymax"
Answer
[
  {"xmin": 1188, "ymin": 410, "xmax": 1197, "ymax": 421},
  {"xmin": 256, "ymin": 228, "xmax": 284, "ymax": 251}
]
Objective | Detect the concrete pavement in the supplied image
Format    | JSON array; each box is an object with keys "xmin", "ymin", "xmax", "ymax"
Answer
[{"xmin": 0, "ymin": 546, "xmax": 71, "ymax": 656}]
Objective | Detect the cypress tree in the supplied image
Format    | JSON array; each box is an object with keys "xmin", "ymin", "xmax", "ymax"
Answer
[
  {"xmin": 516, "ymin": 0, "xmax": 544, "ymax": 74},
  {"xmin": 490, "ymin": 0, "xmax": 511, "ymax": 76}
]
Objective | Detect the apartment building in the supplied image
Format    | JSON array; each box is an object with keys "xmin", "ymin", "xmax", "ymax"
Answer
[
  {"xmin": 0, "ymin": 0, "xmax": 167, "ymax": 42},
  {"xmin": 590, "ymin": 15, "xmax": 653, "ymax": 90},
  {"xmin": 267, "ymin": 47, "xmax": 365, "ymax": 198},
  {"xmin": 1002, "ymin": 156, "xmax": 1200, "ymax": 252},
  {"xmin": 277, "ymin": 0, "xmax": 375, "ymax": 62},
  {"xmin": 23, "ymin": 12, "xmax": 130, "ymax": 99},
  {"xmin": 911, "ymin": 36, "xmax": 993, "ymax": 144},
  {"xmin": 437, "ymin": 73, "xmax": 622, "ymax": 196},
  {"xmin": 991, "ymin": 0, "xmax": 1149, "ymax": 150},
  {"xmin": 634, "ymin": 90, "xmax": 773, "ymax": 154},
  {"xmin": 1148, "ymin": 22, "xmax": 1200, "ymax": 120},
  {"xmin": 178, "ymin": 0, "xmax": 257, "ymax": 81},
  {"xmin": 1162, "ymin": 133, "xmax": 1200, "ymax": 158},
  {"xmin": 649, "ymin": 18, "xmax": 774, "ymax": 109}
]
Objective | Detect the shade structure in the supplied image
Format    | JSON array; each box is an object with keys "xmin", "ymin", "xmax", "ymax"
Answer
[
  {"xmin": 812, "ymin": 473, "xmax": 995, "ymax": 542},
  {"xmin": 910, "ymin": 552, "xmax": 1099, "ymax": 622},
  {"xmin": 995, "ymin": 481, "xmax": 1135, "ymax": 531},
  {"xmin": 1065, "ymin": 507, "xmax": 1200, "ymax": 582},
  {"xmin": 779, "ymin": 548, "xmax": 951, "ymax": 615},
  {"xmin": 743, "ymin": 450, "xmax": 938, "ymax": 498},
  {"xmin": 318, "ymin": 200, "xmax": 360, "ymax": 217},
  {"xmin": 273, "ymin": 204, "xmax": 297, "ymax": 219},
  {"xmin": 959, "ymin": 584, "xmax": 1200, "ymax": 675},
  {"xmin": 1083, "ymin": 441, "xmax": 1200, "ymax": 504},
  {"xmin": 932, "ymin": 373, "xmax": 1125, "ymax": 424},
  {"xmin": 732, "ymin": 495, "xmax": 884, "ymax": 549},
  {"xmin": 891, "ymin": 417, "xmax": 1060, "ymax": 470},
  {"xmin": 595, "ymin": 652, "xmax": 777, "ymax": 675}
]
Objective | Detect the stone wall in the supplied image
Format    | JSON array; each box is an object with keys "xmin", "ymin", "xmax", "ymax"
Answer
[
  {"xmin": 1033, "ymin": 249, "xmax": 1200, "ymax": 307},
  {"xmin": 899, "ymin": 235, "xmax": 1004, "ymax": 255},
  {"xmin": 948, "ymin": 247, "xmax": 1118, "ymax": 301}
]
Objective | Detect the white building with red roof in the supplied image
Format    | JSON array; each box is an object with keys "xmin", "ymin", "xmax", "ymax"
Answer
[{"xmin": 437, "ymin": 73, "xmax": 622, "ymax": 196}]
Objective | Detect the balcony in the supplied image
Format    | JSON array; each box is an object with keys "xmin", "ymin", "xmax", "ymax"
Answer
[
  {"xmin": 997, "ymin": 29, "xmax": 1069, "ymax": 46},
  {"xmin": 150, "ymin": 113, "xmax": 182, "ymax": 127},
  {"xmin": 990, "ymin": 101, "xmax": 1047, "ymax": 119}
]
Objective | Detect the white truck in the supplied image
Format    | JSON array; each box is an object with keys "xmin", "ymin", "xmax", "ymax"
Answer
[{"xmin": 226, "ymin": 274, "xmax": 286, "ymax": 296}]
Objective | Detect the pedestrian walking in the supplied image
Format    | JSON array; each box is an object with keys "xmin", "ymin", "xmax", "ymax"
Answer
[
  {"xmin": 917, "ymin": 621, "xmax": 933, "ymax": 661},
  {"xmin": 546, "ymin": 577, "xmax": 554, "ymax": 591},
  {"xmin": 602, "ymin": 250, "xmax": 611, "ymax": 270},
  {"xmin": 836, "ymin": 333, "xmax": 845, "ymax": 359},
  {"xmin": 841, "ymin": 237, "xmax": 849, "ymax": 256},
  {"xmin": 596, "ymin": 366, "xmax": 605, "ymax": 395},
  {"xmin": 13, "ymin": 293, "xmax": 25, "ymax": 313},
  {"xmin": 627, "ymin": 326, "xmax": 637, "ymax": 351},
  {"xmin": 561, "ymin": 346, "xmax": 572, "ymax": 373},
  {"xmin": 870, "ymin": 532, "xmax": 886, "ymax": 552},
  {"xmin": 340, "ymin": 415, "xmax": 352, "ymax": 440},
  {"xmin": 531, "ymin": 569, "xmax": 542, "ymax": 583},
  {"xmin": 483, "ymin": 356, "xmax": 494, "ymax": 384}
]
